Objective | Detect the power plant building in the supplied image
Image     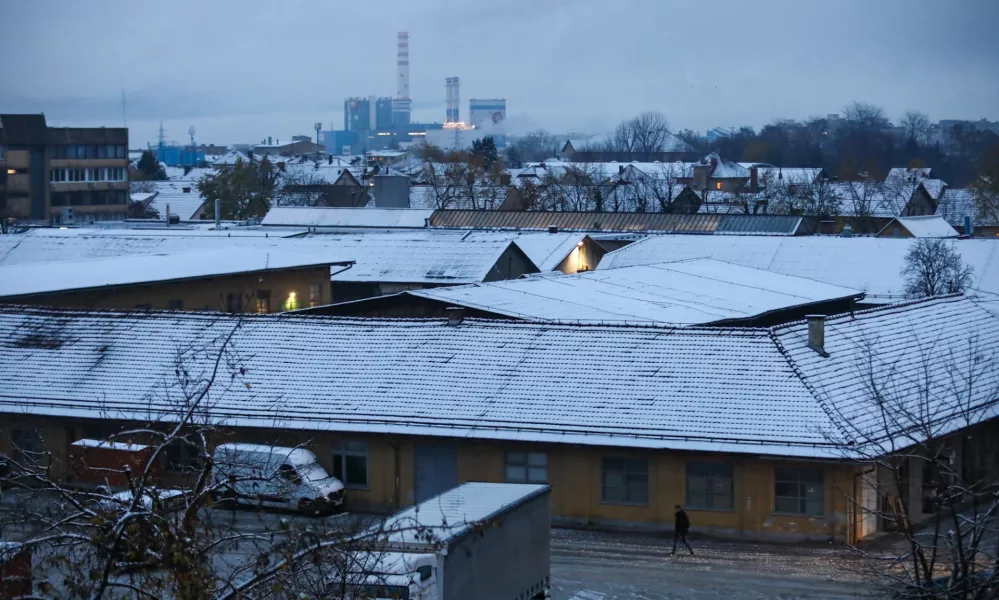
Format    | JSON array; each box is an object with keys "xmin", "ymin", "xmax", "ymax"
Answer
[{"xmin": 469, "ymin": 98, "xmax": 507, "ymax": 133}]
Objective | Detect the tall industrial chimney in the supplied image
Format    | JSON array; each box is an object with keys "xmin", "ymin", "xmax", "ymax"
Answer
[
  {"xmin": 396, "ymin": 32, "xmax": 410, "ymax": 100},
  {"xmin": 444, "ymin": 77, "xmax": 455, "ymax": 123},
  {"xmin": 452, "ymin": 77, "xmax": 460, "ymax": 123}
]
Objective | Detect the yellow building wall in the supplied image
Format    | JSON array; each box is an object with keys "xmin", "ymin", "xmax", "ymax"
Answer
[
  {"xmin": 6, "ymin": 266, "xmax": 331, "ymax": 313},
  {"xmin": 0, "ymin": 417, "xmax": 854, "ymax": 541}
]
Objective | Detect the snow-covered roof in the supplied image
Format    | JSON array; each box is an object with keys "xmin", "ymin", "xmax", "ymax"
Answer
[
  {"xmin": 886, "ymin": 167, "xmax": 932, "ymax": 183},
  {"xmin": 147, "ymin": 181, "xmax": 206, "ymax": 220},
  {"xmin": 700, "ymin": 153, "xmax": 749, "ymax": 179},
  {"xmin": 129, "ymin": 192, "xmax": 156, "ymax": 203},
  {"xmin": 506, "ymin": 232, "xmax": 587, "ymax": 271},
  {"xmin": 406, "ymin": 259, "xmax": 862, "ymax": 325},
  {"xmin": 920, "ymin": 179, "xmax": 947, "ymax": 201},
  {"xmin": 772, "ymin": 296, "xmax": 999, "ymax": 454},
  {"xmin": 880, "ymin": 215, "xmax": 959, "ymax": 238},
  {"xmin": 826, "ymin": 181, "xmax": 915, "ymax": 218},
  {"xmin": 1, "ymin": 296, "xmax": 994, "ymax": 457},
  {"xmin": 935, "ymin": 188, "xmax": 997, "ymax": 227},
  {"xmin": 71, "ymin": 439, "xmax": 151, "ymax": 452},
  {"xmin": 169, "ymin": 167, "xmax": 213, "ymax": 182},
  {"xmin": 408, "ymin": 185, "xmax": 509, "ymax": 210},
  {"xmin": 380, "ymin": 482, "xmax": 549, "ymax": 548},
  {"xmin": 0, "ymin": 249, "xmax": 348, "ymax": 299},
  {"xmin": 0, "ymin": 231, "xmax": 530, "ymax": 285},
  {"xmin": 756, "ymin": 167, "xmax": 824, "ymax": 185},
  {"xmin": 262, "ymin": 207, "xmax": 434, "ymax": 229},
  {"xmin": 598, "ymin": 235, "xmax": 999, "ymax": 300},
  {"xmin": 213, "ymin": 149, "xmax": 249, "ymax": 166}
]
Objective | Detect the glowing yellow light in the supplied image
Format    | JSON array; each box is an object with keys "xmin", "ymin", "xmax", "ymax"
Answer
[
  {"xmin": 284, "ymin": 291, "xmax": 299, "ymax": 311},
  {"xmin": 6, "ymin": 169, "xmax": 14, "ymax": 175},
  {"xmin": 577, "ymin": 241, "xmax": 584, "ymax": 247}
]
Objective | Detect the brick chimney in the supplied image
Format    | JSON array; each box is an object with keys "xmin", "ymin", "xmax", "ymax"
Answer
[
  {"xmin": 750, "ymin": 166, "xmax": 759, "ymax": 193},
  {"xmin": 445, "ymin": 306, "xmax": 465, "ymax": 326}
]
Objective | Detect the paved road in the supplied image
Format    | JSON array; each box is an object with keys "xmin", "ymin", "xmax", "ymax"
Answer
[
  {"xmin": 550, "ymin": 529, "xmax": 866, "ymax": 600},
  {"xmin": 5, "ymin": 495, "xmax": 869, "ymax": 599}
]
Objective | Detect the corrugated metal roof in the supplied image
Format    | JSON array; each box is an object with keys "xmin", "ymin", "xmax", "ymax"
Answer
[
  {"xmin": 714, "ymin": 215, "xmax": 805, "ymax": 235},
  {"xmin": 430, "ymin": 210, "xmax": 803, "ymax": 235}
]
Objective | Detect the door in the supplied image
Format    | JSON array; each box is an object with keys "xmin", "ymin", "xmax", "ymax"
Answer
[{"xmin": 414, "ymin": 445, "xmax": 458, "ymax": 503}]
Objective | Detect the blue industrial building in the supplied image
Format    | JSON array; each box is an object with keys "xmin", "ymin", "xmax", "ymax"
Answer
[{"xmin": 156, "ymin": 144, "xmax": 205, "ymax": 168}]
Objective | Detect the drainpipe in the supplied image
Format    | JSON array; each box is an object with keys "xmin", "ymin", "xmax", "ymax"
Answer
[
  {"xmin": 393, "ymin": 443, "xmax": 401, "ymax": 509},
  {"xmin": 215, "ymin": 198, "xmax": 221, "ymax": 229}
]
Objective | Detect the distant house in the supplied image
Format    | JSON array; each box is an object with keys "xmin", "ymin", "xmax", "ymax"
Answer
[
  {"xmin": 876, "ymin": 215, "xmax": 959, "ymax": 238},
  {"xmin": 935, "ymin": 186, "xmax": 999, "ymax": 237},
  {"xmin": 0, "ymin": 249, "xmax": 348, "ymax": 312},
  {"xmin": 253, "ymin": 139, "xmax": 324, "ymax": 157}
]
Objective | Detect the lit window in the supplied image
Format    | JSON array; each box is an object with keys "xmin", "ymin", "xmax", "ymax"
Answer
[
  {"xmin": 255, "ymin": 290, "xmax": 271, "ymax": 313},
  {"xmin": 283, "ymin": 291, "xmax": 298, "ymax": 311},
  {"xmin": 715, "ymin": 182, "xmax": 723, "ymax": 190},
  {"xmin": 505, "ymin": 452, "xmax": 547, "ymax": 483},
  {"xmin": 6, "ymin": 169, "xmax": 14, "ymax": 175},
  {"xmin": 333, "ymin": 441, "xmax": 368, "ymax": 488}
]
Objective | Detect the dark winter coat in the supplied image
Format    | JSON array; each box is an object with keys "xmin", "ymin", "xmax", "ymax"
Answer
[{"xmin": 674, "ymin": 509, "xmax": 690, "ymax": 535}]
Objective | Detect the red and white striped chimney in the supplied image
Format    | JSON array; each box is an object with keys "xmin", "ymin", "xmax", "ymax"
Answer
[{"xmin": 396, "ymin": 32, "xmax": 410, "ymax": 100}]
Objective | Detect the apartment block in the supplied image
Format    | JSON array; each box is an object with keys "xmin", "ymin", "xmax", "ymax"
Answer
[{"xmin": 0, "ymin": 114, "xmax": 129, "ymax": 223}]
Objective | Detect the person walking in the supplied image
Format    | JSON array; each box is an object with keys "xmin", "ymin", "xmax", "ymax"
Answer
[{"xmin": 671, "ymin": 504, "xmax": 694, "ymax": 556}]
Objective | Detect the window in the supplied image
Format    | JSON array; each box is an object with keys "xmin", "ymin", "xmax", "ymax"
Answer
[
  {"xmin": 50, "ymin": 169, "xmax": 67, "ymax": 183},
  {"xmin": 168, "ymin": 299, "xmax": 184, "ymax": 310},
  {"xmin": 88, "ymin": 168, "xmax": 104, "ymax": 182},
  {"xmin": 333, "ymin": 441, "xmax": 368, "ymax": 488},
  {"xmin": 115, "ymin": 144, "xmax": 126, "ymax": 158},
  {"xmin": 181, "ymin": 187, "xmax": 192, "ymax": 194},
  {"xmin": 309, "ymin": 283, "xmax": 322, "ymax": 307},
  {"xmin": 602, "ymin": 457, "xmax": 648, "ymax": 505},
  {"xmin": 505, "ymin": 452, "xmax": 547, "ymax": 483},
  {"xmin": 774, "ymin": 467, "xmax": 824, "ymax": 515},
  {"xmin": 255, "ymin": 290, "xmax": 271, "ymax": 313},
  {"xmin": 68, "ymin": 168, "xmax": 85, "ymax": 182},
  {"xmin": 163, "ymin": 438, "xmax": 203, "ymax": 473},
  {"xmin": 48, "ymin": 145, "xmax": 67, "ymax": 159},
  {"xmin": 278, "ymin": 463, "xmax": 302, "ymax": 485},
  {"xmin": 686, "ymin": 462, "xmax": 733, "ymax": 510},
  {"xmin": 226, "ymin": 293, "xmax": 243, "ymax": 313},
  {"xmin": 12, "ymin": 428, "xmax": 45, "ymax": 466},
  {"xmin": 283, "ymin": 291, "xmax": 299, "ymax": 311}
]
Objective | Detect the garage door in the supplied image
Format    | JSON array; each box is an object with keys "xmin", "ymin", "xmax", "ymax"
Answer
[{"xmin": 414, "ymin": 444, "xmax": 458, "ymax": 503}]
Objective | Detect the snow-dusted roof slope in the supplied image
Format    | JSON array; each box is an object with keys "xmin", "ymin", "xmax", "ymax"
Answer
[
  {"xmin": 262, "ymin": 207, "xmax": 434, "ymax": 229},
  {"xmin": 408, "ymin": 259, "xmax": 861, "ymax": 325},
  {"xmin": 773, "ymin": 295, "xmax": 999, "ymax": 454},
  {"xmin": 0, "ymin": 249, "xmax": 347, "ymax": 298},
  {"xmin": 0, "ymin": 231, "xmax": 531, "ymax": 285},
  {"xmin": 505, "ymin": 233, "xmax": 586, "ymax": 271},
  {"xmin": 147, "ymin": 181, "xmax": 206, "ymax": 220},
  {"xmin": 598, "ymin": 236, "xmax": 999, "ymax": 300},
  {"xmin": 2, "ymin": 296, "xmax": 994, "ymax": 457},
  {"xmin": 881, "ymin": 215, "xmax": 959, "ymax": 238},
  {"xmin": 935, "ymin": 188, "xmax": 997, "ymax": 227},
  {"xmin": 381, "ymin": 482, "xmax": 549, "ymax": 547},
  {"xmin": 0, "ymin": 305, "xmax": 836, "ymax": 456}
]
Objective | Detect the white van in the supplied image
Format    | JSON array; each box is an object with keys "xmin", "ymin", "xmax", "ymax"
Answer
[{"xmin": 211, "ymin": 444, "xmax": 345, "ymax": 515}]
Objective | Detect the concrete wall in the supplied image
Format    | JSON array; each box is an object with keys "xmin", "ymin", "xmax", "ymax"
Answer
[
  {"xmin": 4, "ymin": 266, "xmax": 331, "ymax": 313},
  {"xmin": 553, "ymin": 238, "xmax": 605, "ymax": 273}
]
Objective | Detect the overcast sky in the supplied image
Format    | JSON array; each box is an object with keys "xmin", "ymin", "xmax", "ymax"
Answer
[{"xmin": 3, "ymin": 0, "xmax": 997, "ymax": 147}]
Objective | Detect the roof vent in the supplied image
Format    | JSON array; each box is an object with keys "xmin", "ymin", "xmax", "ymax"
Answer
[
  {"xmin": 806, "ymin": 315, "xmax": 829, "ymax": 357},
  {"xmin": 548, "ymin": 225, "xmax": 558, "ymax": 234},
  {"xmin": 841, "ymin": 224, "xmax": 853, "ymax": 238},
  {"xmin": 445, "ymin": 306, "xmax": 465, "ymax": 326}
]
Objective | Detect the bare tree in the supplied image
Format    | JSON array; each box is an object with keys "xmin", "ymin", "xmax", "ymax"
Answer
[
  {"xmin": 824, "ymin": 335, "xmax": 999, "ymax": 600},
  {"xmin": 419, "ymin": 145, "xmax": 471, "ymax": 209},
  {"xmin": 902, "ymin": 239, "xmax": 975, "ymax": 297},
  {"xmin": 508, "ymin": 130, "xmax": 559, "ymax": 163},
  {"xmin": 0, "ymin": 320, "xmax": 452, "ymax": 600},
  {"xmin": 611, "ymin": 112, "xmax": 673, "ymax": 159},
  {"xmin": 972, "ymin": 144, "xmax": 999, "ymax": 227},
  {"xmin": 900, "ymin": 111, "xmax": 932, "ymax": 144},
  {"xmin": 275, "ymin": 167, "xmax": 333, "ymax": 207},
  {"xmin": 844, "ymin": 102, "xmax": 892, "ymax": 130}
]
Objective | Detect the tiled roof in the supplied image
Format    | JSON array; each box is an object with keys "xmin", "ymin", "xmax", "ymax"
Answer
[
  {"xmin": 599, "ymin": 235, "xmax": 999, "ymax": 300},
  {"xmin": 428, "ymin": 210, "xmax": 804, "ymax": 235},
  {"xmin": 935, "ymin": 188, "xmax": 997, "ymax": 227},
  {"xmin": 0, "ymin": 249, "xmax": 347, "ymax": 298},
  {"xmin": 0, "ymin": 305, "xmax": 836, "ymax": 456},
  {"xmin": 406, "ymin": 259, "xmax": 862, "ymax": 325},
  {"xmin": 773, "ymin": 295, "xmax": 999, "ymax": 453},
  {"xmin": 1, "ymin": 296, "xmax": 994, "ymax": 457}
]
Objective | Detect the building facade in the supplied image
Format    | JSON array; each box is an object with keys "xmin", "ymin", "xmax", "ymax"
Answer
[{"xmin": 0, "ymin": 114, "xmax": 128, "ymax": 223}]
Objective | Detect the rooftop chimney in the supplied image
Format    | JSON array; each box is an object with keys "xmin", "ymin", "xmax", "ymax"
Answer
[
  {"xmin": 806, "ymin": 315, "xmax": 829, "ymax": 357},
  {"xmin": 750, "ymin": 166, "xmax": 759, "ymax": 192},
  {"xmin": 445, "ymin": 306, "xmax": 465, "ymax": 326}
]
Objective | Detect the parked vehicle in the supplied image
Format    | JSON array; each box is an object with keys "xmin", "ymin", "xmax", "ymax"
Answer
[
  {"xmin": 210, "ymin": 444, "xmax": 344, "ymax": 515},
  {"xmin": 338, "ymin": 482, "xmax": 551, "ymax": 600}
]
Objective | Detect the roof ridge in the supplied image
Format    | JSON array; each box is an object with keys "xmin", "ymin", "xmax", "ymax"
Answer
[
  {"xmin": 1, "ymin": 303, "xmax": 778, "ymax": 335},
  {"xmin": 769, "ymin": 293, "xmax": 967, "ymax": 333}
]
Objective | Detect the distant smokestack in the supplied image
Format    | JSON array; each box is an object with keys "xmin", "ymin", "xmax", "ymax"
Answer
[
  {"xmin": 453, "ymin": 77, "xmax": 460, "ymax": 123},
  {"xmin": 396, "ymin": 32, "xmax": 410, "ymax": 100}
]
